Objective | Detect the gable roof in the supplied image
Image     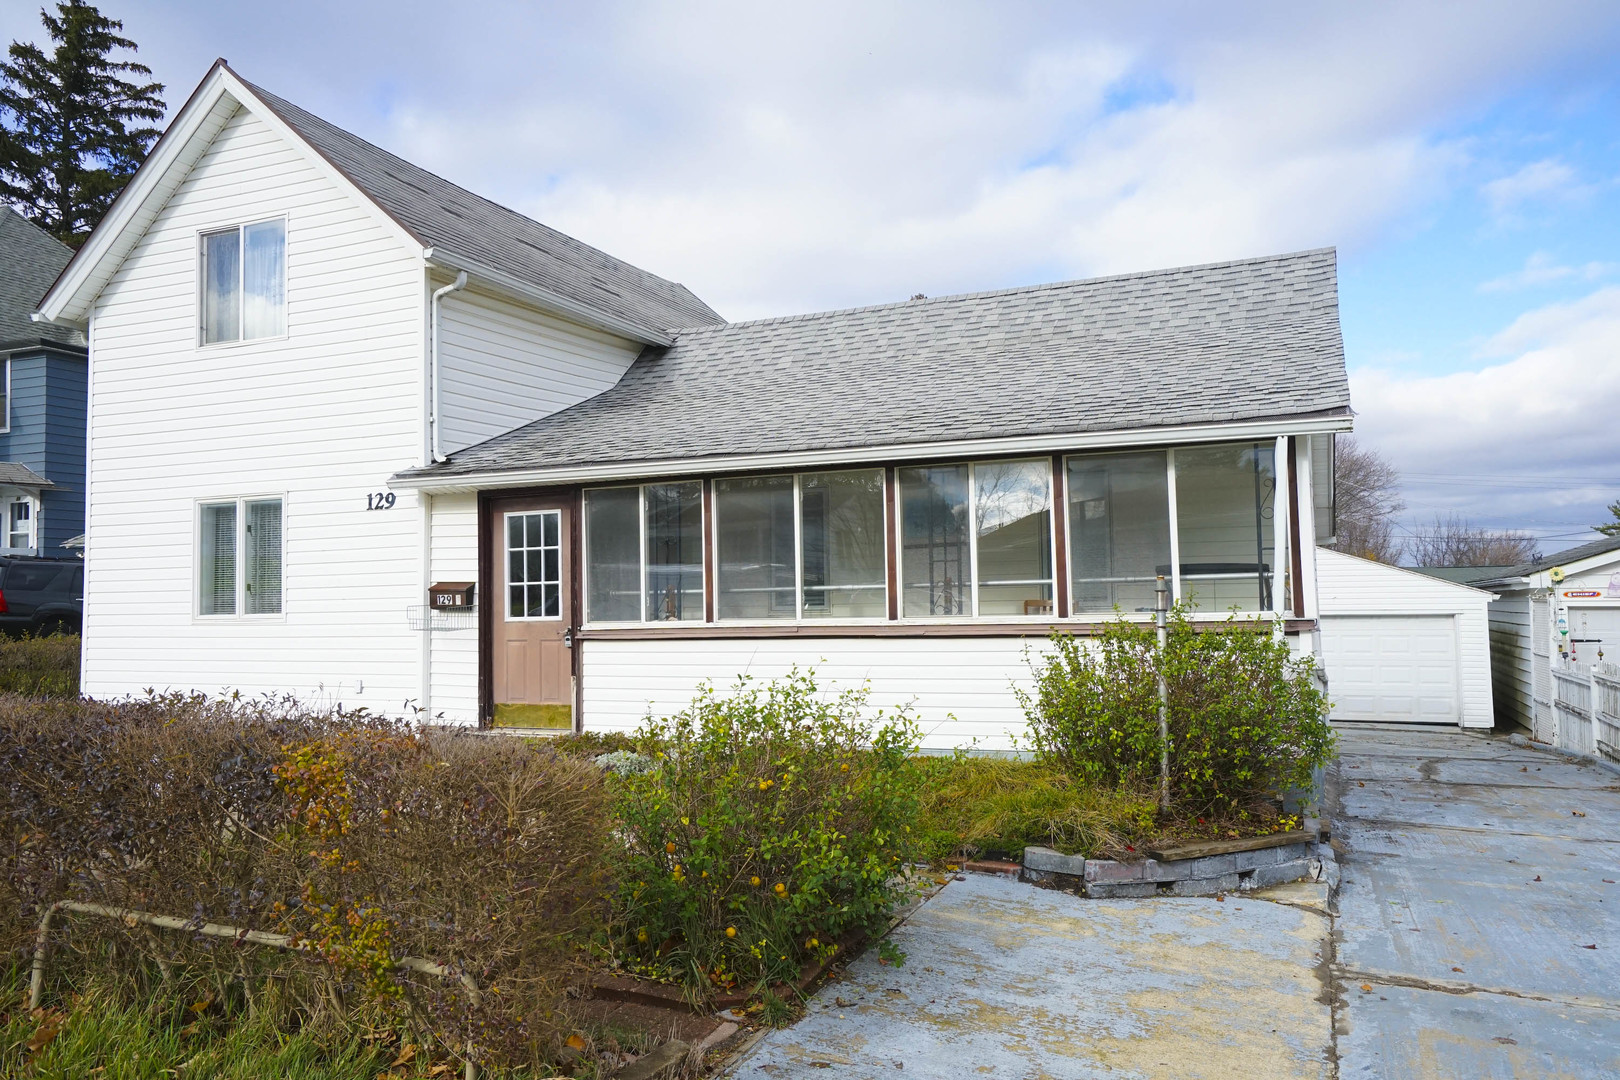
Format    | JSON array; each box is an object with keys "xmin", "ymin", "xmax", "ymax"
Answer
[
  {"xmin": 395, "ymin": 248, "xmax": 1352, "ymax": 489},
  {"xmin": 1484, "ymin": 534, "xmax": 1620, "ymax": 585},
  {"xmin": 238, "ymin": 76, "xmax": 723, "ymax": 338},
  {"xmin": 0, "ymin": 207, "xmax": 82, "ymax": 352},
  {"xmin": 35, "ymin": 61, "xmax": 722, "ymax": 343}
]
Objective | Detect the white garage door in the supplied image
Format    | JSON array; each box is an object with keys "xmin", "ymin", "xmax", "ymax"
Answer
[{"xmin": 1319, "ymin": 615, "xmax": 1459, "ymax": 723}]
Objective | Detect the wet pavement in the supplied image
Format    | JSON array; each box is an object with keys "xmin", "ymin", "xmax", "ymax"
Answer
[
  {"xmin": 1329, "ymin": 726, "xmax": 1620, "ymax": 1078},
  {"xmin": 728, "ymin": 726, "xmax": 1620, "ymax": 1078}
]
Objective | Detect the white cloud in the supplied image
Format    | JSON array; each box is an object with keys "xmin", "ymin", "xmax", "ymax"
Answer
[
  {"xmin": 1350, "ymin": 285, "xmax": 1620, "ymax": 534},
  {"xmin": 1481, "ymin": 158, "xmax": 1585, "ymax": 217},
  {"xmin": 1479, "ymin": 251, "xmax": 1614, "ymax": 292}
]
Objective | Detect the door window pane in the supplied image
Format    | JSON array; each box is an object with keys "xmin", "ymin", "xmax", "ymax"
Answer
[
  {"xmin": 900, "ymin": 464, "xmax": 970, "ymax": 617},
  {"xmin": 585, "ymin": 487, "xmax": 640, "ymax": 622},
  {"xmin": 1068, "ymin": 451, "xmax": 1171, "ymax": 614},
  {"xmin": 244, "ymin": 498, "xmax": 283, "ymax": 615},
  {"xmin": 7, "ymin": 501, "xmax": 29, "ymax": 549},
  {"xmin": 975, "ymin": 459, "xmax": 1053, "ymax": 616},
  {"xmin": 242, "ymin": 219, "xmax": 286, "ymax": 339},
  {"xmin": 800, "ymin": 469, "xmax": 886, "ymax": 619},
  {"xmin": 199, "ymin": 502, "xmax": 237, "ymax": 615},
  {"xmin": 715, "ymin": 476, "xmax": 795, "ymax": 620},
  {"xmin": 645, "ymin": 482, "xmax": 703, "ymax": 621},
  {"xmin": 507, "ymin": 509, "xmax": 562, "ymax": 619},
  {"xmin": 202, "ymin": 228, "xmax": 240, "ymax": 344},
  {"xmin": 1174, "ymin": 443, "xmax": 1276, "ymax": 612}
]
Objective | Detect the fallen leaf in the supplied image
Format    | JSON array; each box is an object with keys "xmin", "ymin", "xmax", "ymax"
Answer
[
  {"xmin": 1572, "ymin": 811, "xmax": 1586, "ymax": 817},
  {"xmin": 565, "ymin": 1034, "xmax": 586, "ymax": 1052},
  {"xmin": 1493, "ymin": 1036, "xmax": 1517, "ymax": 1045},
  {"xmin": 1534, "ymin": 875, "xmax": 1542, "ymax": 882},
  {"xmin": 1580, "ymin": 943, "xmax": 1598, "ymax": 949},
  {"xmin": 1604, "ymin": 879, "xmax": 1616, "ymax": 884},
  {"xmin": 391, "ymin": 1043, "xmax": 417, "ymax": 1067},
  {"xmin": 1357, "ymin": 781, "xmax": 1365, "ymax": 787},
  {"xmin": 1359, "ymin": 983, "xmax": 1373, "ymax": 992},
  {"xmin": 1451, "ymin": 967, "xmax": 1463, "ymax": 973},
  {"xmin": 26, "ymin": 1012, "xmax": 65, "ymax": 1054}
]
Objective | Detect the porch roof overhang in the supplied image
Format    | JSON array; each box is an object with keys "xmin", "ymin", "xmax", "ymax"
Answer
[
  {"xmin": 0, "ymin": 463, "xmax": 54, "ymax": 490},
  {"xmin": 389, "ymin": 409, "xmax": 1352, "ymax": 495}
]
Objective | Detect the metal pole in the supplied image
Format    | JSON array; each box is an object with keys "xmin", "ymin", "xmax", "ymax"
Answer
[{"xmin": 1156, "ymin": 574, "xmax": 1170, "ymax": 813}]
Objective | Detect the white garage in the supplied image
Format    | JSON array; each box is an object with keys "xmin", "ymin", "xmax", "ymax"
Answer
[{"xmin": 1314, "ymin": 548, "xmax": 1495, "ymax": 727}]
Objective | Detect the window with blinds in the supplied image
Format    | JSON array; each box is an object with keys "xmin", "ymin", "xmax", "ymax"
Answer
[{"xmin": 198, "ymin": 497, "xmax": 282, "ymax": 616}]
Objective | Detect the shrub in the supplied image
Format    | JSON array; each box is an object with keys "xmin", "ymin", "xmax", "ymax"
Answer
[
  {"xmin": 610, "ymin": 670, "xmax": 922, "ymax": 996},
  {"xmin": 0, "ymin": 693, "xmax": 614, "ymax": 1071},
  {"xmin": 1019, "ymin": 608, "xmax": 1334, "ymax": 814},
  {"xmin": 0, "ymin": 633, "xmax": 79, "ymax": 697}
]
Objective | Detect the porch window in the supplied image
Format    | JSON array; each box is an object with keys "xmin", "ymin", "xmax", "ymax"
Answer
[
  {"xmin": 201, "ymin": 218, "xmax": 286, "ymax": 344},
  {"xmin": 1067, "ymin": 451, "xmax": 1171, "ymax": 614},
  {"xmin": 711, "ymin": 469, "xmax": 887, "ymax": 621},
  {"xmin": 900, "ymin": 459, "xmax": 1053, "ymax": 618},
  {"xmin": 198, "ymin": 497, "xmax": 282, "ymax": 616},
  {"xmin": 645, "ymin": 482, "xmax": 704, "ymax": 621},
  {"xmin": 583, "ymin": 487, "xmax": 641, "ymax": 622},
  {"xmin": 1173, "ymin": 443, "xmax": 1276, "ymax": 612}
]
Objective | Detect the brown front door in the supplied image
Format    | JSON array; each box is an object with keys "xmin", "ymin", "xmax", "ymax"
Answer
[{"xmin": 489, "ymin": 494, "xmax": 575, "ymax": 730}]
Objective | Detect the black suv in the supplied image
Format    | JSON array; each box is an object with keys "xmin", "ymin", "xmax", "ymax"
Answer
[{"xmin": 0, "ymin": 556, "xmax": 82, "ymax": 637}]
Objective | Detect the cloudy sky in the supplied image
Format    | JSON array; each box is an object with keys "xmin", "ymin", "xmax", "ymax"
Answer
[{"xmin": 7, "ymin": 0, "xmax": 1620, "ymax": 556}]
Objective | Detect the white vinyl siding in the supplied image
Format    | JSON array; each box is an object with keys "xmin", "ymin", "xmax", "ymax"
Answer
[
  {"xmin": 1314, "ymin": 547, "xmax": 1494, "ymax": 728},
  {"xmin": 427, "ymin": 491, "xmax": 479, "ymax": 725},
  {"xmin": 435, "ymin": 285, "xmax": 641, "ymax": 455},
  {"xmin": 83, "ymin": 104, "xmax": 426, "ymax": 707},
  {"xmin": 579, "ymin": 636, "xmax": 1056, "ymax": 752}
]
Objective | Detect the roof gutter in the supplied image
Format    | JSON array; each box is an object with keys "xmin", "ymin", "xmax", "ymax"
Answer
[
  {"xmin": 423, "ymin": 248, "xmax": 674, "ymax": 347},
  {"xmin": 389, "ymin": 410, "xmax": 1355, "ymax": 495}
]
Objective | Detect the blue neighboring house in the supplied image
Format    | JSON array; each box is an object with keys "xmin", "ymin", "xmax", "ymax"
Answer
[{"xmin": 0, "ymin": 206, "xmax": 86, "ymax": 558}]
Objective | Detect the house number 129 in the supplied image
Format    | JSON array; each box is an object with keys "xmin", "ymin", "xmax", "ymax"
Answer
[{"xmin": 366, "ymin": 492, "xmax": 397, "ymax": 510}]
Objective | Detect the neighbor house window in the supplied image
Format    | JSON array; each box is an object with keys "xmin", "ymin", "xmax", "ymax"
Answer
[
  {"xmin": 0, "ymin": 359, "xmax": 10, "ymax": 433},
  {"xmin": 6, "ymin": 500, "xmax": 32, "ymax": 550},
  {"xmin": 1065, "ymin": 441, "xmax": 1280, "ymax": 616},
  {"xmin": 583, "ymin": 483, "xmax": 704, "ymax": 623},
  {"xmin": 899, "ymin": 459, "xmax": 1053, "ymax": 618},
  {"xmin": 711, "ymin": 469, "xmax": 887, "ymax": 621},
  {"xmin": 198, "ymin": 497, "xmax": 283, "ymax": 616},
  {"xmin": 201, "ymin": 218, "xmax": 286, "ymax": 344}
]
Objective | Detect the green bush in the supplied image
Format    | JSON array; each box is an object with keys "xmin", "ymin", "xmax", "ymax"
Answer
[
  {"xmin": 610, "ymin": 670, "xmax": 922, "ymax": 996},
  {"xmin": 0, "ymin": 633, "xmax": 78, "ymax": 697},
  {"xmin": 1019, "ymin": 608, "xmax": 1334, "ymax": 814}
]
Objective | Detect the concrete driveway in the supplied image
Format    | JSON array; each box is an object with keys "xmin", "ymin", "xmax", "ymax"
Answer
[
  {"xmin": 1329, "ymin": 726, "xmax": 1620, "ymax": 1078},
  {"xmin": 728, "ymin": 726, "xmax": 1619, "ymax": 1079}
]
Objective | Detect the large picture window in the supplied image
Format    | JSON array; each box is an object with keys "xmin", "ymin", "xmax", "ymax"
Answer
[
  {"xmin": 1068, "ymin": 451, "xmax": 1171, "ymax": 614},
  {"xmin": 583, "ymin": 483, "xmax": 704, "ymax": 623},
  {"xmin": 198, "ymin": 496, "xmax": 283, "ymax": 617},
  {"xmin": 1174, "ymin": 443, "xmax": 1276, "ymax": 612},
  {"xmin": 900, "ymin": 459, "xmax": 1053, "ymax": 618},
  {"xmin": 201, "ymin": 218, "xmax": 286, "ymax": 344}
]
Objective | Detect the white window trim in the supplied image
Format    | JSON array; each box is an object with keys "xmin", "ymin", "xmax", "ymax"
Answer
[
  {"xmin": 503, "ymin": 508, "xmax": 564, "ymax": 622},
  {"xmin": 193, "ymin": 493, "xmax": 287, "ymax": 621},
  {"xmin": 1062, "ymin": 443, "xmax": 1283, "ymax": 623},
  {"xmin": 196, "ymin": 215, "xmax": 290, "ymax": 350},
  {"xmin": 895, "ymin": 458, "xmax": 1056, "ymax": 624},
  {"xmin": 0, "ymin": 359, "xmax": 11, "ymax": 435},
  {"xmin": 6, "ymin": 495, "xmax": 36, "ymax": 552}
]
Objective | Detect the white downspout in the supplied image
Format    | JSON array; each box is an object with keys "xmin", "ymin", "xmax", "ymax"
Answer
[{"xmin": 429, "ymin": 271, "xmax": 468, "ymax": 464}]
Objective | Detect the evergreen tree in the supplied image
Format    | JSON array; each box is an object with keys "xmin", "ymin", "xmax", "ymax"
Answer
[
  {"xmin": 0, "ymin": 1, "xmax": 165, "ymax": 247},
  {"xmin": 1596, "ymin": 500, "xmax": 1620, "ymax": 538}
]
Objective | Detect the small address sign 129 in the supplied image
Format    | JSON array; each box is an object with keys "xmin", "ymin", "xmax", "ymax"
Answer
[{"xmin": 366, "ymin": 492, "xmax": 397, "ymax": 511}]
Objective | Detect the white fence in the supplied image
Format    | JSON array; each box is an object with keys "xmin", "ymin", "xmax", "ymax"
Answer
[{"xmin": 1550, "ymin": 659, "xmax": 1620, "ymax": 763}]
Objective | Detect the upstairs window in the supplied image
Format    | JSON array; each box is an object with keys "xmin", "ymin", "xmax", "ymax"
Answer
[
  {"xmin": 198, "ymin": 496, "xmax": 283, "ymax": 616},
  {"xmin": 201, "ymin": 219, "xmax": 286, "ymax": 344}
]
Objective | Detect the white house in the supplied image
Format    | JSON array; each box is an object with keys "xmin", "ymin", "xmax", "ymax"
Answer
[
  {"xmin": 36, "ymin": 63, "xmax": 1353, "ymax": 750},
  {"xmin": 1313, "ymin": 548, "xmax": 1495, "ymax": 728},
  {"xmin": 1472, "ymin": 536, "xmax": 1620, "ymax": 748}
]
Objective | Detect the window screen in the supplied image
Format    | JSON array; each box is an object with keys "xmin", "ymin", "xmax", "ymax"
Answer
[
  {"xmin": 715, "ymin": 475, "xmax": 795, "ymax": 620},
  {"xmin": 799, "ymin": 470, "xmax": 885, "ymax": 619},
  {"xmin": 899, "ymin": 464, "xmax": 971, "ymax": 617},
  {"xmin": 1174, "ymin": 443, "xmax": 1276, "ymax": 612},
  {"xmin": 644, "ymin": 482, "xmax": 703, "ymax": 621},
  {"xmin": 244, "ymin": 498, "xmax": 283, "ymax": 615},
  {"xmin": 1068, "ymin": 451, "xmax": 1171, "ymax": 614},
  {"xmin": 585, "ymin": 488, "xmax": 641, "ymax": 622}
]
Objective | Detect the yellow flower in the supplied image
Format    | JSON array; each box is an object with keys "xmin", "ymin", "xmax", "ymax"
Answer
[
  {"xmin": 725, "ymin": 926, "xmax": 737, "ymax": 938},
  {"xmin": 840, "ymin": 762, "xmax": 849, "ymax": 772},
  {"xmin": 806, "ymin": 937, "xmax": 819, "ymax": 948},
  {"xmin": 680, "ymin": 816, "xmax": 690, "ymax": 825},
  {"xmin": 750, "ymin": 876, "xmax": 761, "ymax": 887},
  {"xmin": 773, "ymin": 882, "xmax": 787, "ymax": 895},
  {"xmin": 665, "ymin": 841, "xmax": 676, "ymax": 854},
  {"xmin": 701, "ymin": 870, "xmax": 708, "ymax": 878},
  {"xmin": 758, "ymin": 779, "xmax": 773, "ymax": 791},
  {"xmin": 637, "ymin": 929, "xmax": 648, "ymax": 943}
]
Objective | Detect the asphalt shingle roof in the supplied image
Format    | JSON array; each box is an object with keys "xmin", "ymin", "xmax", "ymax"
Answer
[
  {"xmin": 1503, "ymin": 534, "xmax": 1620, "ymax": 578},
  {"xmin": 398, "ymin": 247, "xmax": 1350, "ymax": 482},
  {"xmin": 0, "ymin": 207, "xmax": 82, "ymax": 351},
  {"xmin": 0, "ymin": 462, "xmax": 53, "ymax": 487},
  {"xmin": 239, "ymin": 75, "xmax": 723, "ymax": 337}
]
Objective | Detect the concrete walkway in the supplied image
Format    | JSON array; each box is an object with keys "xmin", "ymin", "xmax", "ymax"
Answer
[
  {"xmin": 1329, "ymin": 726, "xmax": 1620, "ymax": 1078},
  {"xmin": 732, "ymin": 872, "xmax": 1334, "ymax": 1079}
]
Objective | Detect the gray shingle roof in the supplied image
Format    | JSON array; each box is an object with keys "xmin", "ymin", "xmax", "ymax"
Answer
[
  {"xmin": 0, "ymin": 207, "xmax": 82, "ymax": 351},
  {"xmin": 238, "ymin": 74, "xmax": 723, "ymax": 337},
  {"xmin": 397, "ymin": 248, "xmax": 1350, "ymax": 482},
  {"xmin": 1502, "ymin": 534, "xmax": 1620, "ymax": 579},
  {"xmin": 0, "ymin": 462, "xmax": 53, "ymax": 487}
]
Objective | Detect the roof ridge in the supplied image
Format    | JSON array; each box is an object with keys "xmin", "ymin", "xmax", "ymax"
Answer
[{"xmin": 672, "ymin": 247, "xmax": 1337, "ymax": 337}]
